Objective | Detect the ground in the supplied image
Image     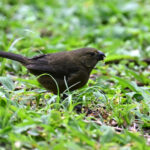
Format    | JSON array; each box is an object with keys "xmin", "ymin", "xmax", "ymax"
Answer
[{"xmin": 0, "ymin": 0, "xmax": 150, "ymax": 149}]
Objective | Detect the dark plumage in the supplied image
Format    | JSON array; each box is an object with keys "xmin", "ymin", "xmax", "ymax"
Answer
[{"xmin": 0, "ymin": 48, "xmax": 105, "ymax": 94}]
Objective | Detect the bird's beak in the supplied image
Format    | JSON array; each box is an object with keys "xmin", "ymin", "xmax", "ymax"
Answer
[{"xmin": 97, "ymin": 51, "xmax": 105, "ymax": 60}]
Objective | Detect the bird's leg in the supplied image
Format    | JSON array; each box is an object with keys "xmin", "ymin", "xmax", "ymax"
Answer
[
  {"xmin": 60, "ymin": 93, "xmax": 82, "ymax": 113},
  {"xmin": 61, "ymin": 93, "xmax": 68, "ymax": 100},
  {"xmin": 74, "ymin": 104, "xmax": 83, "ymax": 113}
]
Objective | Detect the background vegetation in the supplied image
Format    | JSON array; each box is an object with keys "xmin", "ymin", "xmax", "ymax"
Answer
[{"xmin": 0, "ymin": 0, "xmax": 150, "ymax": 149}]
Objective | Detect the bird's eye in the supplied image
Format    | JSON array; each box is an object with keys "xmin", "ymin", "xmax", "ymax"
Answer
[{"xmin": 88, "ymin": 52, "xmax": 95, "ymax": 56}]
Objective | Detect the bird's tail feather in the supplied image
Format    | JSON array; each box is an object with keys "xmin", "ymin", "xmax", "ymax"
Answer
[{"xmin": 0, "ymin": 51, "xmax": 28, "ymax": 65}]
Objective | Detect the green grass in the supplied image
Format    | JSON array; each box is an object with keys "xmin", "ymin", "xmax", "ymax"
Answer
[{"xmin": 0, "ymin": 0, "xmax": 150, "ymax": 149}]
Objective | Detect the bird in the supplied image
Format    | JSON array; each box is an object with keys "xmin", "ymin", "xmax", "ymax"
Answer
[{"xmin": 0, "ymin": 48, "xmax": 105, "ymax": 94}]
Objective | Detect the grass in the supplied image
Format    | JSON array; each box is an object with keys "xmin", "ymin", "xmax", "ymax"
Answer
[{"xmin": 0, "ymin": 0, "xmax": 150, "ymax": 149}]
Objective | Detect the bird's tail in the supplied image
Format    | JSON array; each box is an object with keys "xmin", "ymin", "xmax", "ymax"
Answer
[{"xmin": 0, "ymin": 51, "xmax": 29, "ymax": 65}]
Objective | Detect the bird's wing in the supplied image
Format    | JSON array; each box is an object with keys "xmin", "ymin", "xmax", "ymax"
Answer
[
  {"xmin": 26, "ymin": 54, "xmax": 79, "ymax": 78},
  {"xmin": 27, "ymin": 64, "xmax": 79, "ymax": 78}
]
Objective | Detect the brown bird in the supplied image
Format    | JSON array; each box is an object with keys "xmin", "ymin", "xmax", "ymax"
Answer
[{"xmin": 0, "ymin": 48, "xmax": 105, "ymax": 94}]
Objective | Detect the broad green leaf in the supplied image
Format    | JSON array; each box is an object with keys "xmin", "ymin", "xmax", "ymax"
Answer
[{"xmin": 0, "ymin": 77, "xmax": 15, "ymax": 91}]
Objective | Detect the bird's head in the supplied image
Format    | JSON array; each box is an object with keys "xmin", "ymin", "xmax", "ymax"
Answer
[{"xmin": 72, "ymin": 48, "xmax": 105, "ymax": 70}]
